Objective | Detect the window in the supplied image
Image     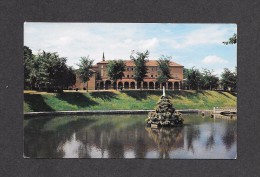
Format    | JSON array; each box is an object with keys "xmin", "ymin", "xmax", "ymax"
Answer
[
  {"xmin": 155, "ymin": 75, "xmax": 157, "ymax": 78},
  {"xmin": 131, "ymin": 67, "xmax": 134, "ymax": 71},
  {"xmin": 127, "ymin": 75, "xmax": 129, "ymax": 78},
  {"xmin": 151, "ymin": 75, "xmax": 153, "ymax": 78},
  {"xmin": 132, "ymin": 75, "xmax": 134, "ymax": 78},
  {"xmin": 151, "ymin": 67, "xmax": 153, "ymax": 71}
]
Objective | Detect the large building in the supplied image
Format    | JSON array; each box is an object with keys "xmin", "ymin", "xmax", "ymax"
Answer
[{"xmin": 75, "ymin": 54, "xmax": 184, "ymax": 90}]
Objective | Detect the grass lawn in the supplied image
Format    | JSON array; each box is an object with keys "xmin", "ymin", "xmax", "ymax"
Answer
[{"xmin": 24, "ymin": 90, "xmax": 237, "ymax": 112}]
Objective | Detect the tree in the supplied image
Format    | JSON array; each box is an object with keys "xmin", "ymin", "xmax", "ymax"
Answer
[
  {"xmin": 130, "ymin": 50, "xmax": 149, "ymax": 89},
  {"xmin": 77, "ymin": 56, "xmax": 94, "ymax": 92},
  {"xmin": 157, "ymin": 55, "xmax": 171, "ymax": 84},
  {"xmin": 185, "ymin": 67, "xmax": 203, "ymax": 90},
  {"xmin": 223, "ymin": 33, "xmax": 237, "ymax": 45},
  {"xmin": 38, "ymin": 51, "xmax": 69, "ymax": 92},
  {"xmin": 182, "ymin": 68, "xmax": 191, "ymax": 90},
  {"xmin": 66, "ymin": 67, "xmax": 76, "ymax": 89},
  {"xmin": 107, "ymin": 60, "xmax": 126, "ymax": 90},
  {"xmin": 221, "ymin": 68, "xmax": 237, "ymax": 91},
  {"xmin": 24, "ymin": 46, "xmax": 34, "ymax": 89},
  {"xmin": 201, "ymin": 68, "xmax": 219, "ymax": 90}
]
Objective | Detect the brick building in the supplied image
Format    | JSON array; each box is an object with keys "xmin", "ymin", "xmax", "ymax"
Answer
[{"xmin": 75, "ymin": 54, "xmax": 184, "ymax": 90}]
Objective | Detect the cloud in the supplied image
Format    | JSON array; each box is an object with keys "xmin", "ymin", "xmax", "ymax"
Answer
[
  {"xmin": 202, "ymin": 55, "xmax": 228, "ymax": 64},
  {"xmin": 168, "ymin": 25, "xmax": 235, "ymax": 49},
  {"xmin": 24, "ymin": 23, "xmax": 236, "ymax": 70}
]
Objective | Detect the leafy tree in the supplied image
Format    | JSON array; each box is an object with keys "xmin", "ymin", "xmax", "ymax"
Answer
[
  {"xmin": 182, "ymin": 68, "xmax": 191, "ymax": 90},
  {"xmin": 38, "ymin": 51, "xmax": 69, "ymax": 92},
  {"xmin": 77, "ymin": 56, "xmax": 94, "ymax": 92},
  {"xmin": 157, "ymin": 55, "xmax": 171, "ymax": 84},
  {"xmin": 223, "ymin": 33, "xmax": 237, "ymax": 45},
  {"xmin": 201, "ymin": 68, "xmax": 219, "ymax": 90},
  {"xmin": 185, "ymin": 67, "xmax": 203, "ymax": 90},
  {"xmin": 66, "ymin": 66, "xmax": 76, "ymax": 88},
  {"xmin": 24, "ymin": 48, "xmax": 77, "ymax": 91},
  {"xmin": 130, "ymin": 50, "xmax": 149, "ymax": 89},
  {"xmin": 107, "ymin": 60, "xmax": 126, "ymax": 90},
  {"xmin": 24, "ymin": 46, "xmax": 33, "ymax": 89},
  {"xmin": 221, "ymin": 68, "xmax": 237, "ymax": 91}
]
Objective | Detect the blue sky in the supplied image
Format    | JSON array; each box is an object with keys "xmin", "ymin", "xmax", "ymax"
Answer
[{"xmin": 24, "ymin": 23, "xmax": 237, "ymax": 76}]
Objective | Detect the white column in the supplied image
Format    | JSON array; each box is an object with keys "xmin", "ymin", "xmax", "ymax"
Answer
[
  {"xmin": 135, "ymin": 82, "xmax": 137, "ymax": 89},
  {"xmin": 154, "ymin": 82, "xmax": 156, "ymax": 90}
]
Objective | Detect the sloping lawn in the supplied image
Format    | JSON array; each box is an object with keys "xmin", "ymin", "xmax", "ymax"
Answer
[{"xmin": 24, "ymin": 90, "xmax": 237, "ymax": 112}]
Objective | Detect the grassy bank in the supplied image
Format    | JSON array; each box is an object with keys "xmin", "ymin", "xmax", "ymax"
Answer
[{"xmin": 24, "ymin": 90, "xmax": 237, "ymax": 112}]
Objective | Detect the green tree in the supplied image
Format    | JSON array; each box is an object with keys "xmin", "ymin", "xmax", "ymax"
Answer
[
  {"xmin": 77, "ymin": 56, "xmax": 94, "ymax": 92},
  {"xmin": 24, "ymin": 46, "xmax": 34, "ymax": 89},
  {"xmin": 182, "ymin": 68, "xmax": 191, "ymax": 90},
  {"xmin": 223, "ymin": 33, "xmax": 237, "ymax": 45},
  {"xmin": 221, "ymin": 68, "xmax": 237, "ymax": 91},
  {"xmin": 130, "ymin": 50, "xmax": 149, "ymax": 89},
  {"xmin": 66, "ymin": 67, "xmax": 77, "ymax": 89},
  {"xmin": 107, "ymin": 60, "xmax": 126, "ymax": 90},
  {"xmin": 38, "ymin": 51, "xmax": 69, "ymax": 92},
  {"xmin": 186, "ymin": 67, "xmax": 203, "ymax": 90},
  {"xmin": 157, "ymin": 55, "xmax": 171, "ymax": 84},
  {"xmin": 201, "ymin": 68, "xmax": 219, "ymax": 90}
]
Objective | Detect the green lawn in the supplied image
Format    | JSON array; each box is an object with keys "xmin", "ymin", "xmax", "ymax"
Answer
[{"xmin": 24, "ymin": 90, "xmax": 237, "ymax": 112}]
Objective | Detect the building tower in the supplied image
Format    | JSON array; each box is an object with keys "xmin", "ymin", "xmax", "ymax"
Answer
[{"xmin": 102, "ymin": 52, "xmax": 105, "ymax": 61}]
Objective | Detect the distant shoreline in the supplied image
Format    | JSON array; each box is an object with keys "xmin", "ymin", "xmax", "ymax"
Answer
[{"xmin": 24, "ymin": 109, "xmax": 213, "ymax": 118}]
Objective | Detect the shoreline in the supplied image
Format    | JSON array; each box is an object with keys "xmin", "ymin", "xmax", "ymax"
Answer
[{"xmin": 24, "ymin": 109, "xmax": 213, "ymax": 118}]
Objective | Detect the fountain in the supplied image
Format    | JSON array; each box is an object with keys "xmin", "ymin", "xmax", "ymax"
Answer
[{"xmin": 146, "ymin": 86, "xmax": 184, "ymax": 128}]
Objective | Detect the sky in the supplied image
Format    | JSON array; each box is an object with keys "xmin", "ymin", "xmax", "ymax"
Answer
[{"xmin": 24, "ymin": 23, "xmax": 237, "ymax": 76}]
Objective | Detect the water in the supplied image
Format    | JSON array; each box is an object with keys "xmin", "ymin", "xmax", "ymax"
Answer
[{"xmin": 24, "ymin": 114, "xmax": 237, "ymax": 159}]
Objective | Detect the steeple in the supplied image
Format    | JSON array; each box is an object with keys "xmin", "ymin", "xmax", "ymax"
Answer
[{"xmin": 102, "ymin": 52, "xmax": 105, "ymax": 61}]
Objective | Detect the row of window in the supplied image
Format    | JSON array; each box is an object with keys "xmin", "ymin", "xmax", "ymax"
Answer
[
  {"xmin": 124, "ymin": 75, "xmax": 158, "ymax": 78},
  {"xmin": 126, "ymin": 67, "xmax": 159, "ymax": 71}
]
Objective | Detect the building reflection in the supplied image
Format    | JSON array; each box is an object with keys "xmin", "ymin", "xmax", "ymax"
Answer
[{"xmin": 24, "ymin": 114, "xmax": 237, "ymax": 159}]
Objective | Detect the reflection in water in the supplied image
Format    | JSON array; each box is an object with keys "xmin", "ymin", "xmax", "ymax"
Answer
[
  {"xmin": 24, "ymin": 114, "xmax": 237, "ymax": 159},
  {"xmin": 145, "ymin": 127, "xmax": 184, "ymax": 159}
]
